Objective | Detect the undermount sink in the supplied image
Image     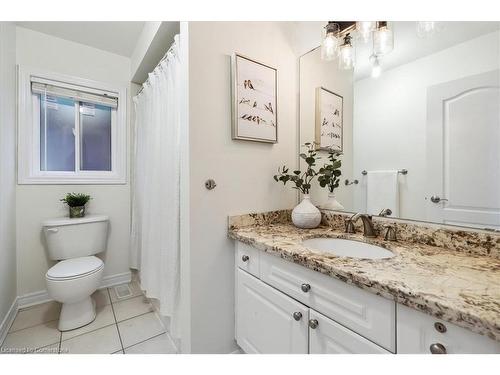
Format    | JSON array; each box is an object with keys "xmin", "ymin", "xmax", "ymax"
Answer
[{"xmin": 302, "ymin": 238, "xmax": 395, "ymax": 260}]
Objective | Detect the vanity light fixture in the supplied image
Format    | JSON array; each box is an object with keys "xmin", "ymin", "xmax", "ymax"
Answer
[
  {"xmin": 370, "ymin": 54, "xmax": 382, "ymax": 78},
  {"xmin": 355, "ymin": 21, "xmax": 377, "ymax": 42},
  {"xmin": 373, "ymin": 21, "xmax": 394, "ymax": 56},
  {"xmin": 321, "ymin": 22, "xmax": 340, "ymax": 61},
  {"xmin": 339, "ymin": 33, "xmax": 355, "ymax": 70}
]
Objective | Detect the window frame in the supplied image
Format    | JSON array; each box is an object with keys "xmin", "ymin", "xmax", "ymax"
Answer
[{"xmin": 18, "ymin": 66, "xmax": 127, "ymax": 184}]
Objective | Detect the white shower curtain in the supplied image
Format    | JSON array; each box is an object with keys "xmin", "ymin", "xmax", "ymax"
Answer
[{"xmin": 130, "ymin": 35, "xmax": 181, "ymax": 339}]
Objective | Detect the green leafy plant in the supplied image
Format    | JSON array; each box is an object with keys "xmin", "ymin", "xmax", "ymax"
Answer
[
  {"xmin": 60, "ymin": 193, "xmax": 92, "ymax": 207},
  {"xmin": 273, "ymin": 142, "xmax": 321, "ymax": 194},
  {"xmin": 318, "ymin": 150, "xmax": 342, "ymax": 193}
]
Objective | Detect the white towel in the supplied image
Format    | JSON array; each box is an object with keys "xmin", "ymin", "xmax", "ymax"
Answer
[{"xmin": 366, "ymin": 170, "xmax": 399, "ymax": 216}]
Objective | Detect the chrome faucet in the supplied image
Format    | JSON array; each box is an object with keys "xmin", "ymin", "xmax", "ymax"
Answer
[{"xmin": 345, "ymin": 213, "xmax": 377, "ymax": 238}]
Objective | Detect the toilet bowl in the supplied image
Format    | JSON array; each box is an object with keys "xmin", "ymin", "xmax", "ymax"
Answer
[
  {"xmin": 42, "ymin": 215, "xmax": 109, "ymax": 332},
  {"xmin": 46, "ymin": 256, "xmax": 104, "ymax": 331}
]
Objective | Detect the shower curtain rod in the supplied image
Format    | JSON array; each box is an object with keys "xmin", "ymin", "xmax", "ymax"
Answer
[{"xmin": 135, "ymin": 37, "xmax": 178, "ymax": 97}]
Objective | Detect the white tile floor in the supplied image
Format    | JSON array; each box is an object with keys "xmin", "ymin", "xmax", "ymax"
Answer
[{"xmin": 0, "ymin": 282, "xmax": 178, "ymax": 354}]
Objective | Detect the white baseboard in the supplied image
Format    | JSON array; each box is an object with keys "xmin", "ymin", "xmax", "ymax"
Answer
[
  {"xmin": 17, "ymin": 290, "xmax": 51, "ymax": 309},
  {"xmin": 99, "ymin": 271, "xmax": 132, "ymax": 289},
  {"xmin": 17, "ymin": 271, "xmax": 133, "ymax": 309},
  {"xmin": 0, "ymin": 297, "xmax": 18, "ymax": 346}
]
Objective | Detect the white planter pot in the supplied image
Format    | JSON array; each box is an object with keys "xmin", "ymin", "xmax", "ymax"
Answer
[
  {"xmin": 321, "ymin": 192, "xmax": 344, "ymax": 211},
  {"xmin": 292, "ymin": 195, "xmax": 321, "ymax": 229}
]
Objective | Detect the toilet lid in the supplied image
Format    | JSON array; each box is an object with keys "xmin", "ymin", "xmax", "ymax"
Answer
[{"xmin": 47, "ymin": 256, "xmax": 103, "ymax": 280}]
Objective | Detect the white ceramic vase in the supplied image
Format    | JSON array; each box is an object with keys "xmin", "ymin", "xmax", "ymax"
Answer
[
  {"xmin": 292, "ymin": 195, "xmax": 321, "ymax": 229},
  {"xmin": 322, "ymin": 192, "xmax": 344, "ymax": 211}
]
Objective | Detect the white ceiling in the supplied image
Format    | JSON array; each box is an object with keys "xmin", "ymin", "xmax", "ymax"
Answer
[
  {"xmin": 354, "ymin": 21, "xmax": 500, "ymax": 80},
  {"xmin": 16, "ymin": 21, "xmax": 145, "ymax": 57}
]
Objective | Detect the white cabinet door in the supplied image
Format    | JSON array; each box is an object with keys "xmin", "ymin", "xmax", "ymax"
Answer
[
  {"xmin": 236, "ymin": 269, "xmax": 309, "ymax": 354},
  {"xmin": 309, "ymin": 310, "xmax": 390, "ymax": 354},
  {"xmin": 397, "ymin": 304, "xmax": 500, "ymax": 354}
]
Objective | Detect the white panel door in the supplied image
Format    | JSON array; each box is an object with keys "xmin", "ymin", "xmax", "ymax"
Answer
[
  {"xmin": 236, "ymin": 269, "xmax": 309, "ymax": 354},
  {"xmin": 426, "ymin": 70, "xmax": 500, "ymax": 229},
  {"xmin": 309, "ymin": 310, "xmax": 390, "ymax": 354}
]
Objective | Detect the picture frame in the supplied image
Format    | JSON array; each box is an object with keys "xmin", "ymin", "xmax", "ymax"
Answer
[
  {"xmin": 315, "ymin": 87, "xmax": 343, "ymax": 152},
  {"xmin": 231, "ymin": 53, "xmax": 278, "ymax": 143}
]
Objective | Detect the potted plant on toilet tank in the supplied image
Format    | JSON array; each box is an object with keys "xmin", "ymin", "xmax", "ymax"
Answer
[
  {"xmin": 274, "ymin": 142, "xmax": 322, "ymax": 229},
  {"xmin": 61, "ymin": 193, "xmax": 92, "ymax": 218},
  {"xmin": 318, "ymin": 149, "xmax": 344, "ymax": 210}
]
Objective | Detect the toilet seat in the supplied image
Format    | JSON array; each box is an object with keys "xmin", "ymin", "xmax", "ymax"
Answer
[{"xmin": 46, "ymin": 256, "xmax": 104, "ymax": 281}]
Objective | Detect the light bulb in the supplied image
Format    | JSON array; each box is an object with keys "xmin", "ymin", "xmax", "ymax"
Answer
[
  {"xmin": 355, "ymin": 21, "xmax": 376, "ymax": 43},
  {"xmin": 370, "ymin": 54, "xmax": 382, "ymax": 78},
  {"xmin": 371, "ymin": 62, "xmax": 381, "ymax": 78},
  {"xmin": 321, "ymin": 23, "xmax": 340, "ymax": 61},
  {"xmin": 373, "ymin": 22, "xmax": 394, "ymax": 56},
  {"xmin": 338, "ymin": 34, "xmax": 355, "ymax": 70}
]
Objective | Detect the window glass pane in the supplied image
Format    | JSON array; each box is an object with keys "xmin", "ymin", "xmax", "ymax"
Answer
[
  {"xmin": 80, "ymin": 102, "xmax": 112, "ymax": 171},
  {"xmin": 40, "ymin": 95, "xmax": 76, "ymax": 171}
]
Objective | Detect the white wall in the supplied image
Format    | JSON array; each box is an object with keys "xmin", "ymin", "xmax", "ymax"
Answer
[
  {"xmin": 186, "ymin": 22, "xmax": 298, "ymax": 353},
  {"xmin": 353, "ymin": 31, "xmax": 500, "ymax": 221},
  {"xmin": 15, "ymin": 27, "xmax": 133, "ymax": 296},
  {"xmin": 0, "ymin": 22, "xmax": 17, "ymax": 326},
  {"xmin": 299, "ymin": 47, "xmax": 354, "ymax": 209}
]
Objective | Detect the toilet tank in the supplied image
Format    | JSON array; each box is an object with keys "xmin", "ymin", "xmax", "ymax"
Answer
[{"xmin": 42, "ymin": 215, "xmax": 109, "ymax": 260}]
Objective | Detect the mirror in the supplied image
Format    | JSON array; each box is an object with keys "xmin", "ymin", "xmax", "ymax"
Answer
[{"xmin": 299, "ymin": 21, "xmax": 500, "ymax": 230}]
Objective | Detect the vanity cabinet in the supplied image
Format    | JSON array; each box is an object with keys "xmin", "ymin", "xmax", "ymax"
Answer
[
  {"xmin": 260, "ymin": 249, "xmax": 395, "ymax": 352},
  {"xmin": 397, "ymin": 304, "xmax": 500, "ymax": 354},
  {"xmin": 235, "ymin": 242, "xmax": 500, "ymax": 354},
  {"xmin": 236, "ymin": 268, "xmax": 389, "ymax": 354}
]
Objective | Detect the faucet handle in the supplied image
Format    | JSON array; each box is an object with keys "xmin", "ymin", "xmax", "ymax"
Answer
[
  {"xmin": 384, "ymin": 225, "xmax": 397, "ymax": 241},
  {"xmin": 345, "ymin": 219, "xmax": 356, "ymax": 234}
]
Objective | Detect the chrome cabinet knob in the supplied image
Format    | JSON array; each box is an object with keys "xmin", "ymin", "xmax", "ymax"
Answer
[
  {"xmin": 293, "ymin": 312, "xmax": 302, "ymax": 321},
  {"xmin": 241, "ymin": 255, "xmax": 249, "ymax": 262},
  {"xmin": 308, "ymin": 319, "xmax": 319, "ymax": 329},
  {"xmin": 430, "ymin": 196, "xmax": 448, "ymax": 203},
  {"xmin": 429, "ymin": 343, "xmax": 447, "ymax": 354},
  {"xmin": 301, "ymin": 283, "xmax": 311, "ymax": 293}
]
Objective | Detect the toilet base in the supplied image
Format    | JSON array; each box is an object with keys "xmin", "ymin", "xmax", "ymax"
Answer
[{"xmin": 58, "ymin": 297, "xmax": 96, "ymax": 331}]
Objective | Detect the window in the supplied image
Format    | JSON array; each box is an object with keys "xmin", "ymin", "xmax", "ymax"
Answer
[{"xmin": 18, "ymin": 67, "xmax": 127, "ymax": 184}]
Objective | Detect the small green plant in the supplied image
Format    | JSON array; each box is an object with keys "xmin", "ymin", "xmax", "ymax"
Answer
[
  {"xmin": 60, "ymin": 193, "xmax": 92, "ymax": 207},
  {"xmin": 273, "ymin": 142, "xmax": 321, "ymax": 195},
  {"xmin": 318, "ymin": 150, "xmax": 342, "ymax": 193}
]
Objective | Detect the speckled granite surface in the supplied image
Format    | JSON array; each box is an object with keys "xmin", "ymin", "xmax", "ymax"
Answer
[{"xmin": 228, "ymin": 210, "xmax": 500, "ymax": 341}]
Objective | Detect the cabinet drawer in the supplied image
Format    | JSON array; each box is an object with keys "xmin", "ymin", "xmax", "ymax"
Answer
[
  {"xmin": 236, "ymin": 242, "xmax": 260, "ymax": 277},
  {"xmin": 309, "ymin": 309, "xmax": 390, "ymax": 354},
  {"xmin": 397, "ymin": 304, "xmax": 500, "ymax": 354},
  {"xmin": 236, "ymin": 269, "xmax": 309, "ymax": 354},
  {"xmin": 260, "ymin": 252, "xmax": 396, "ymax": 352}
]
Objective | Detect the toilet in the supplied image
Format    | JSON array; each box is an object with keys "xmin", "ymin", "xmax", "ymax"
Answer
[{"xmin": 42, "ymin": 215, "xmax": 109, "ymax": 331}]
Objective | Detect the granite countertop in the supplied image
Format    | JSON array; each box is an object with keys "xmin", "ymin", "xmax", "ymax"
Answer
[{"xmin": 228, "ymin": 212, "xmax": 500, "ymax": 342}]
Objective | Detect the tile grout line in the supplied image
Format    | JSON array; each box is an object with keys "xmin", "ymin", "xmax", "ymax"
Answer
[
  {"xmin": 122, "ymin": 331, "xmax": 168, "ymax": 352},
  {"xmin": 58, "ymin": 331, "xmax": 62, "ymax": 354},
  {"xmin": 59, "ymin": 305, "xmax": 154, "ymax": 344},
  {"xmin": 107, "ymin": 287, "xmax": 125, "ymax": 352},
  {"xmin": 8, "ymin": 317, "xmax": 59, "ymax": 334}
]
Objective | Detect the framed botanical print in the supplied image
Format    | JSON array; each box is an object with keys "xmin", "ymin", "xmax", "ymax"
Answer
[
  {"xmin": 315, "ymin": 87, "xmax": 343, "ymax": 152},
  {"xmin": 231, "ymin": 53, "xmax": 278, "ymax": 143}
]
